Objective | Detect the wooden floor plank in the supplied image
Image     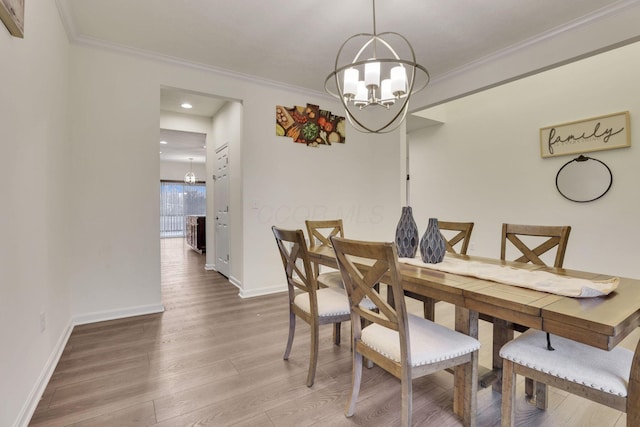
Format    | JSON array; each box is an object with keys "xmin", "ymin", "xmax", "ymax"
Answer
[{"xmin": 65, "ymin": 401, "xmax": 157, "ymax": 427}]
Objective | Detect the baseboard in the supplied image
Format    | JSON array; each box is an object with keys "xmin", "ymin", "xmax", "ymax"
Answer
[
  {"xmin": 204, "ymin": 263, "xmax": 217, "ymax": 271},
  {"xmin": 229, "ymin": 276, "xmax": 286, "ymax": 298},
  {"xmin": 238, "ymin": 283, "xmax": 287, "ymax": 298},
  {"xmin": 13, "ymin": 320, "xmax": 73, "ymax": 427},
  {"xmin": 72, "ymin": 303, "xmax": 165, "ymax": 326},
  {"xmin": 228, "ymin": 275, "xmax": 242, "ymax": 289}
]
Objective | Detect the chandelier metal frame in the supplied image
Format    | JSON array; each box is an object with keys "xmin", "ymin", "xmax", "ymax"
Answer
[{"xmin": 325, "ymin": 0, "xmax": 429, "ymax": 133}]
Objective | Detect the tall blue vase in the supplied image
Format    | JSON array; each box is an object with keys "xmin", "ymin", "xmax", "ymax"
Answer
[
  {"xmin": 420, "ymin": 218, "xmax": 446, "ymax": 263},
  {"xmin": 395, "ymin": 206, "xmax": 419, "ymax": 258}
]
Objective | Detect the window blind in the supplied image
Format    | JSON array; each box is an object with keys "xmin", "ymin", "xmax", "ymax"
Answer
[{"xmin": 160, "ymin": 181, "xmax": 206, "ymax": 238}]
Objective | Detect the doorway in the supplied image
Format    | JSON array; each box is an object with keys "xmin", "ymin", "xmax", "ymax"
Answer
[{"xmin": 159, "ymin": 87, "xmax": 241, "ymax": 282}]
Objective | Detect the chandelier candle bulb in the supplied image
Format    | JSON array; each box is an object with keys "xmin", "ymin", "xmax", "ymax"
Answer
[
  {"xmin": 381, "ymin": 79, "xmax": 393, "ymax": 105},
  {"xmin": 390, "ymin": 66, "xmax": 407, "ymax": 96},
  {"xmin": 364, "ymin": 61, "xmax": 380, "ymax": 88},
  {"xmin": 354, "ymin": 81, "xmax": 368, "ymax": 107},
  {"xmin": 343, "ymin": 68, "xmax": 359, "ymax": 97}
]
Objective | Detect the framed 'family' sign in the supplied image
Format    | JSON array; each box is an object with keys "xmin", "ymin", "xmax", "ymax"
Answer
[{"xmin": 540, "ymin": 111, "xmax": 630, "ymax": 158}]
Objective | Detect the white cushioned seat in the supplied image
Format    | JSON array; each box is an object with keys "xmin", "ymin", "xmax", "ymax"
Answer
[
  {"xmin": 294, "ymin": 287, "xmax": 350, "ymax": 317},
  {"xmin": 294, "ymin": 287, "xmax": 376, "ymax": 318},
  {"xmin": 361, "ymin": 313, "xmax": 480, "ymax": 367},
  {"xmin": 317, "ymin": 271, "xmax": 344, "ymax": 288},
  {"xmin": 500, "ymin": 330, "xmax": 633, "ymax": 397}
]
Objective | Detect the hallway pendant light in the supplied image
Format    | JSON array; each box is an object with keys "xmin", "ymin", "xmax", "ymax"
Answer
[
  {"xmin": 325, "ymin": 0, "xmax": 429, "ymax": 133},
  {"xmin": 184, "ymin": 158, "xmax": 196, "ymax": 184}
]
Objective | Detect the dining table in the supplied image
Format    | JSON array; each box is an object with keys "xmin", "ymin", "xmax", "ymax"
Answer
[{"xmin": 308, "ymin": 245, "xmax": 640, "ymax": 423}]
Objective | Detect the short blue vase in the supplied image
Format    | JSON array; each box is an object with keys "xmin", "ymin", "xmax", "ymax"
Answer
[{"xmin": 420, "ymin": 218, "xmax": 446, "ymax": 263}]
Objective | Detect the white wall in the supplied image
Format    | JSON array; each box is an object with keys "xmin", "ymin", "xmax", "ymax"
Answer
[
  {"xmin": 244, "ymin": 109, "xmax": 403, "ymax": 296},
  {"xmin": 160, "ymin": 109, "xmax": 212, "ymax": 134},
  {"xmin": 68, "ymin": 47, "xmax": 165, "ymax": 323},
  {"xmin": 409, "ymin": 41, "xmax": 640, "ymax": 278},
  {"xmin": 67, "ymin": 43, "xmax": 402, "ymax": 310},
  {"xmin": 159, "ymin": 110, "xmax": 210, "ymax": 180},
  {"xmin": 160, "ymin": 160, "xmax": 207, "ymax": 182},
  {"xmin": 0, "ymin": 2, "xmax": 73, "ymax": 426}
]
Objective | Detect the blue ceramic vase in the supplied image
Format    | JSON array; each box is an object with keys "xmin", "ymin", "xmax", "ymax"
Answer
[
  {"xmin": 420, "ymin": 218, "xmax": 446, "ymax": 263},
  {"xmin": 395, "ymin": 206, "xmax": 419, "ymax": 258}
]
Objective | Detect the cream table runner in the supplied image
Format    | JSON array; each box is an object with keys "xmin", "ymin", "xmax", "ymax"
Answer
[{"xmin": 400, "ymin": 256, "xmax": 618, "ymax": 298}]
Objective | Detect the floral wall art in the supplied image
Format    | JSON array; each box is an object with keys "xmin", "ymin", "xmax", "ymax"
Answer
[{"xmin": 276, "ymin": 103, "xmax": 346, "ymax": 147}]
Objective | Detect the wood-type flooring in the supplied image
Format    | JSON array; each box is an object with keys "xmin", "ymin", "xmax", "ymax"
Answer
[{"xmin": 29, "ymin": 237, "xmax": 635, "ymax": 426}]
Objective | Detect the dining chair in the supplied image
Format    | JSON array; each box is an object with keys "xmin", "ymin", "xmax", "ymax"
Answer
[
  {"xmin": 500, "ymin": 223, "xmax": 571, "ymax": 268},
  {"xmin": 440, "ymin": 221, "xmax": 475, "ymax": 255},
  {"xmin": 404, "ymin": 221, "xmax": 475, "ymax": 320},
  {"xmin": 305, "ymin": 219, "xmax": 345, "ymax": 288},
  {"xmin": 272, "ymin": 226, "xmax": 352, "ymax": 387},
  {"xmin": 331, "ymin": 236, "xmax": 480, "ymax": 427},
  {"xmin": 488, "ymin": 223, "xmax": 571, "ymax": 400},
  {"xmin": 500, "ymin": 330, "xmax": 640, "ymax": 427}
]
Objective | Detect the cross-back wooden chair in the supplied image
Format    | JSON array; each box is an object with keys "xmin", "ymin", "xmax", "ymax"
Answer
[
  {"xmin": 405, "ymin": 221, "xmax": 475, "ymax": 320},
  {"xmin": 331, "ymin": 236, "xmax": 480, "ymax": 427},
  {"xmin": 305, "ymin": 219, "xmax": 345, "ymax": 288},
  {"xmin": 488, "ymin": 223, "xmax": 571, "ymax": 401},
  {"xmin": 440, "ymin": 221, "xmax": 475, "ymax": 255},
  {"xmin": 501, "ymin": 223, "xmax": 571, "ymax": 268},
  {"xmin": 272, "ymin": 226, "xmax": 351, "ymax": 387},
  {"xmin": 500, "ymin": 330, "xmax": 640, "ymax": 426}
]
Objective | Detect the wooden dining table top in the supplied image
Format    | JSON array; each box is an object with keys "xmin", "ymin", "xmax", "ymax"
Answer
[{"xmin": 308, "ymin": 246, "xmax": 640, "ymax": 351}]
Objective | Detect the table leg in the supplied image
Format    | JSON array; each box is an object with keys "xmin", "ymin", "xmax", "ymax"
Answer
[
  {"xmin": 455, "ymin": 306, "xmax": 479, "ymax": 338},
  {"xmin": 423, "ymin": 297, "xmax": 436, "ymax": 321},
  {"xmin": 454, "ymin": 306, "xmax": 479, "ymax": 426},
  {"xmin": 491, "ymin": 318, "xmax": 514, "ymax": 393}
]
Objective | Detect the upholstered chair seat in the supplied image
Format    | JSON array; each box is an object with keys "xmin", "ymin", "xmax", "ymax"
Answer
[
  {"xmin": 317, "ymin": 271, "xmax": 344, "ymax": 288},
  {"xmin": 362, "ymin": 313, "xmax": 480, "ymax": 367},
  {"xmin": 500, "ymin": 330, "xmax": 632, "ymax": 397},
  {"xmin": 500, "ymin": 329, "xmax": 640, "ymax": 427},
  {"xmin": 294, "ymin": 287, "xmax": 376, "ymax": 319}
]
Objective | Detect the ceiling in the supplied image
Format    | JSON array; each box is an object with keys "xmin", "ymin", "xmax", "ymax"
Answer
[
  {"xmin": 56, "ymin": 0, "xmax": 639, "ymax": 159},
  {"xmin": 159, "ymin": 88, "xmax": 226, "ymax": 163}
]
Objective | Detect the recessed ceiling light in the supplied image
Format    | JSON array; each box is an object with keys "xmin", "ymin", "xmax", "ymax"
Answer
[
  {"xmin": 181, "ymin": 103, "xmax": 193, "ymax": 109},
  {"xmin": 203, "ymin": 145, "xmax": 207, "ymax": 149},
  {"xmin": 160, "ymin": 140, "xmax": 168, "ymax": 144}
]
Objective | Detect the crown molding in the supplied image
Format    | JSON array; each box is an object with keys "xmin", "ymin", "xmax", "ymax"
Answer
[{"xmin": 55, "ymin": 0, "xmax": 331, "ymax": 101}]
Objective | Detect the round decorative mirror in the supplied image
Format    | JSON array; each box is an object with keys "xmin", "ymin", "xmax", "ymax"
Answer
[{"xmin": 556, "ymin": 155, "xmax": 612, "ymax": 203}]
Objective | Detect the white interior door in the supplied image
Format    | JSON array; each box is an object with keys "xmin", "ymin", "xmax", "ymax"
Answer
[{"xmin": 214, "ymin": 145, "xmax": 230, "ymax": 277}]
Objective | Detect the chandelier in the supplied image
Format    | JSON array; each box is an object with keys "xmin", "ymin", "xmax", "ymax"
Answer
[
  {"xmin": 325, "ymin": 0, "xmax": 429, "ymax": 133},
  {"xmin": 184, "ymin": 158, "xmax": 196, "ymax": 184}
]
